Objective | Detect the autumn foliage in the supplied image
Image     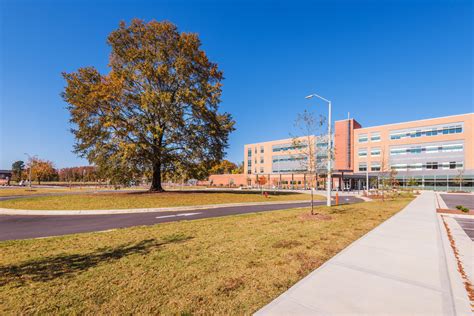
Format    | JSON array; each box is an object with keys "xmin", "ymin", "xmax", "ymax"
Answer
[{"xmin": 62, "ymin": 19, "xmax": 234, "ymax": 191}]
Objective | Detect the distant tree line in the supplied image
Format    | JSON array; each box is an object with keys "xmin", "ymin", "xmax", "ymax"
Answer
[
  {"xmin": 10, "ymin": 157, "xmax": 239, "ymax": 185},
  {"xmin": 57, "ymin": 166, "xmax": 99, "ymax": 182},
  {"xmin": 11, "ymin": 159, "xmax": 100, "ymax": 184}
]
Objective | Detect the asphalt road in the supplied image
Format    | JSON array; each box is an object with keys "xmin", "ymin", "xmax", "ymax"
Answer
[
  {"xmin": 440, "ymin": 194, "xmax": 474, "ymax": 210},
  {"xmin": 0, "ymin": 196, "xmax": 362, "ymax": 241}
]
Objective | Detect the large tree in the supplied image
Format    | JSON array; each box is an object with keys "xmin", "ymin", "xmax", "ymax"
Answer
[
  {"xmin": 11, "ymin": 160, "xmax": 25, "ymax": 182},
  {"xmin": 27, "ymin": 157, "xmax": 57, "ymax": 184},
  {"xmin": 62, "ymin": 19, "xmax": 235, "ymax": 191}
]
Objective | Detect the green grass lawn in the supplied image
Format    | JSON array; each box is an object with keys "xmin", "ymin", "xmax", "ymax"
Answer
[
  {"xmin": 0, "ymin": 197, "xmax": 412, "ymax": 314},
  {"xmin": 0, "ymin": 191, "xmax": 316, "ymax": 210}
]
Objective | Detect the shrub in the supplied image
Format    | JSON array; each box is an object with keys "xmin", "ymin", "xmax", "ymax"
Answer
[{"xmin": 455, "ymin": 205, "xmax": 469, "ymax": 213}]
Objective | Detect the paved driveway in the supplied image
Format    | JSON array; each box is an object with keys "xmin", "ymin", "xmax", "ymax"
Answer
[{"xmin": 0, "ymin": 197, "xmax": 363, "ymax": 241}]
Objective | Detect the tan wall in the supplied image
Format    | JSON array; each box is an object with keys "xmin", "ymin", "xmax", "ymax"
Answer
[
  {"xmin": 243, "ymin": 135, "xmax": 318, "ymax": 176},
  {"xmin": 353, "ymin": 113, "xmax": 474, "ymax": 172}
]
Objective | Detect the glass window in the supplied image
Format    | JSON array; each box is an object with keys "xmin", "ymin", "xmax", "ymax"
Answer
[
  {"xmin": 260, "ymin": 146, "xmax": 264, "ymax": 153},
  {"xmin": 358, "ymin": 163, "xmax": 367, "ymax": 172},
  {"xmin": 358, "ymin": 135, "xmax": 368, "ymax": 143},
  {"xmin": 371, "ymin": 163, "xmax": 381, "ymax": 171},
  {"xmin": 358, "ymin": 149, "xmax": 367, "ymax": 157},
  {"xmin": 425, "ymin": 146, "xmax": 438, "ymax": 153},
  {"xmin": 408, "ymin": 163, "xmax": 422, "ymax": 171},
  {"xmin": 247, "ymin": 148, "xmax": 252, "ymax": 157},
  {"xmin": 260, "ymin": 158, "xmax": 264, "ymax": 164},
  {"xmin": 371, "ymin": 133, "xmax": 381, "ymax": 142},
  {"xmin": 450, "ymin": 161, "xmax": 456, "ymax": 169},
  {"xmin": 371, "ymin": 148, "xmax": 381, "ymax": 157},
  {"xmin": 391, "ymin": 164, "xmax": 407, "ymax": 171}
]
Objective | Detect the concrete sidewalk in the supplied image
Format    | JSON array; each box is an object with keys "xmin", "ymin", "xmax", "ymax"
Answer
[{"xmin": 256, "ymin": 191, "xmax": 471, "ymax": 315}]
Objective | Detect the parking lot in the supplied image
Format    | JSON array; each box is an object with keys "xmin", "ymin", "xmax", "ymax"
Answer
[
  {"xmin": 440, "ymin": 194, "xmax": 474, "ymax": 210},
  {"xmin": 454, "ymin": 217, "xmax": 474, "ymax": 241}
]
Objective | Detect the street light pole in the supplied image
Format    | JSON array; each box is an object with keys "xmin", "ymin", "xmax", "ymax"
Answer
[{"xmin": 306, "ymin": 93, "xmax": 332, "ymax": 207}]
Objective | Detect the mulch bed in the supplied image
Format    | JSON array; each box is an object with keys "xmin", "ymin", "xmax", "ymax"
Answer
[{"xmin": 437, "ymin": 208, "xmax": 474, "ymax": 215}]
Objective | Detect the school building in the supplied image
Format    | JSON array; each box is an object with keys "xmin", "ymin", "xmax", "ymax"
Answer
[{"xmin": 209, "ymin": 113, "xmax": 474, "ymax": 191}]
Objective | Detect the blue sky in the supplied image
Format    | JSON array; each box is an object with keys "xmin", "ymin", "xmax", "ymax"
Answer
[{"xmin": 0, "ymin": 0, "xmax": 472, "ymax": 169}]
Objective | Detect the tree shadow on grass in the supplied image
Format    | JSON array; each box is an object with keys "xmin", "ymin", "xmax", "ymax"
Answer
[{"xmin": 0, "ymin": 234, "xmax": 193, "ymax": 286}]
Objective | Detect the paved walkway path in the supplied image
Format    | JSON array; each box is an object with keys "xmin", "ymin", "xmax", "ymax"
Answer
[{"xmin": 256, "ymin": 191, "xmax": 471, "ymax": 315}]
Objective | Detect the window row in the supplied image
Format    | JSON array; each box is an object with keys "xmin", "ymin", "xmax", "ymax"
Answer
[
  {"xmin": 247, "ymin": 146, "xmax": 265, "ymax": 157},
  {"xmin": 272, "ymin": 155, "xmax": 307, "ymax": 163},
  {"xmin": 358, "ymin": 132, "xmax": 381, "ymax": 143},
  {"xmin": 390, "ymin": 161, "xmax": 463, "ymax": 171},
  {"xmin": 390, "ymin": 124, "xmax": 462, "ymax": 140},
  {"xmin": 390, "ymin": 144, "xmax": 463, "ymax": 156},
  {"xmin": 272, "ymin": 168, "xmax": 308, "ymax": 173},
  {"xmin": 392, "ymin": 161, "xmax": 464, "ymax": 171},
  {"xmin": 272, "ymin": 143, "xmax": 308, "ymax": 152},
  {"xmin": 358, "ymin": 161, "xmax": 464, "ymax": 172},
  {"xmin": 248, "ymin": 167, "xmax": 266, "ymax": 174},
  {"xmin": 248, "ymin": 157, "xmax": 265, "ymax": 166},
  {"xmin": 358, "ymin": 148, "xmax": 381, "ymax": 157},
  {"xmin": 358, "ymin": 162, "xmax": 380, "ymax": 172}
]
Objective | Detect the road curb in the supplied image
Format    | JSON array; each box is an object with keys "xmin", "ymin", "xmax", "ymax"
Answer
[
  {"xmin": 0, "ymin": 200, "xmax": 313, "ymax": 216},
  {"xmin": 436, "ymin": 213, "xmax": 473, "ymax": 314}
]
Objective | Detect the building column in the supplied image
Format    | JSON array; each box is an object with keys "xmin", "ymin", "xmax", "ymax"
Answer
[{"xmin": 339, "ymin": 172, "xmax": 343, "ymax": 191}]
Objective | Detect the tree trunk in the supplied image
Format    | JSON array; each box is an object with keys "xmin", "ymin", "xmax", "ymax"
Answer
[{"xmin": 150, "ymin": 161, "xmax": 164, "ymax": 192}]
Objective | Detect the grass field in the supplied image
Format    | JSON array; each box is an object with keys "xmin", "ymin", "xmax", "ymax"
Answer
[
  {"xmin": 0, "ymin": 186, "xmax": 144, "ymax": 197},
  {"xmin": 0, "ymin": 197, "xmax": 412, "ymax": 314},
  {"xmin": 0, "ymin": 191, "xmax": 316, "ymax": 210}
]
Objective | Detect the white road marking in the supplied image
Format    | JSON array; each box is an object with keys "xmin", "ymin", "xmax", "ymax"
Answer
[{"xmin": 155, "ymin": 212, "xmax": 202, "ymax": 219}]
